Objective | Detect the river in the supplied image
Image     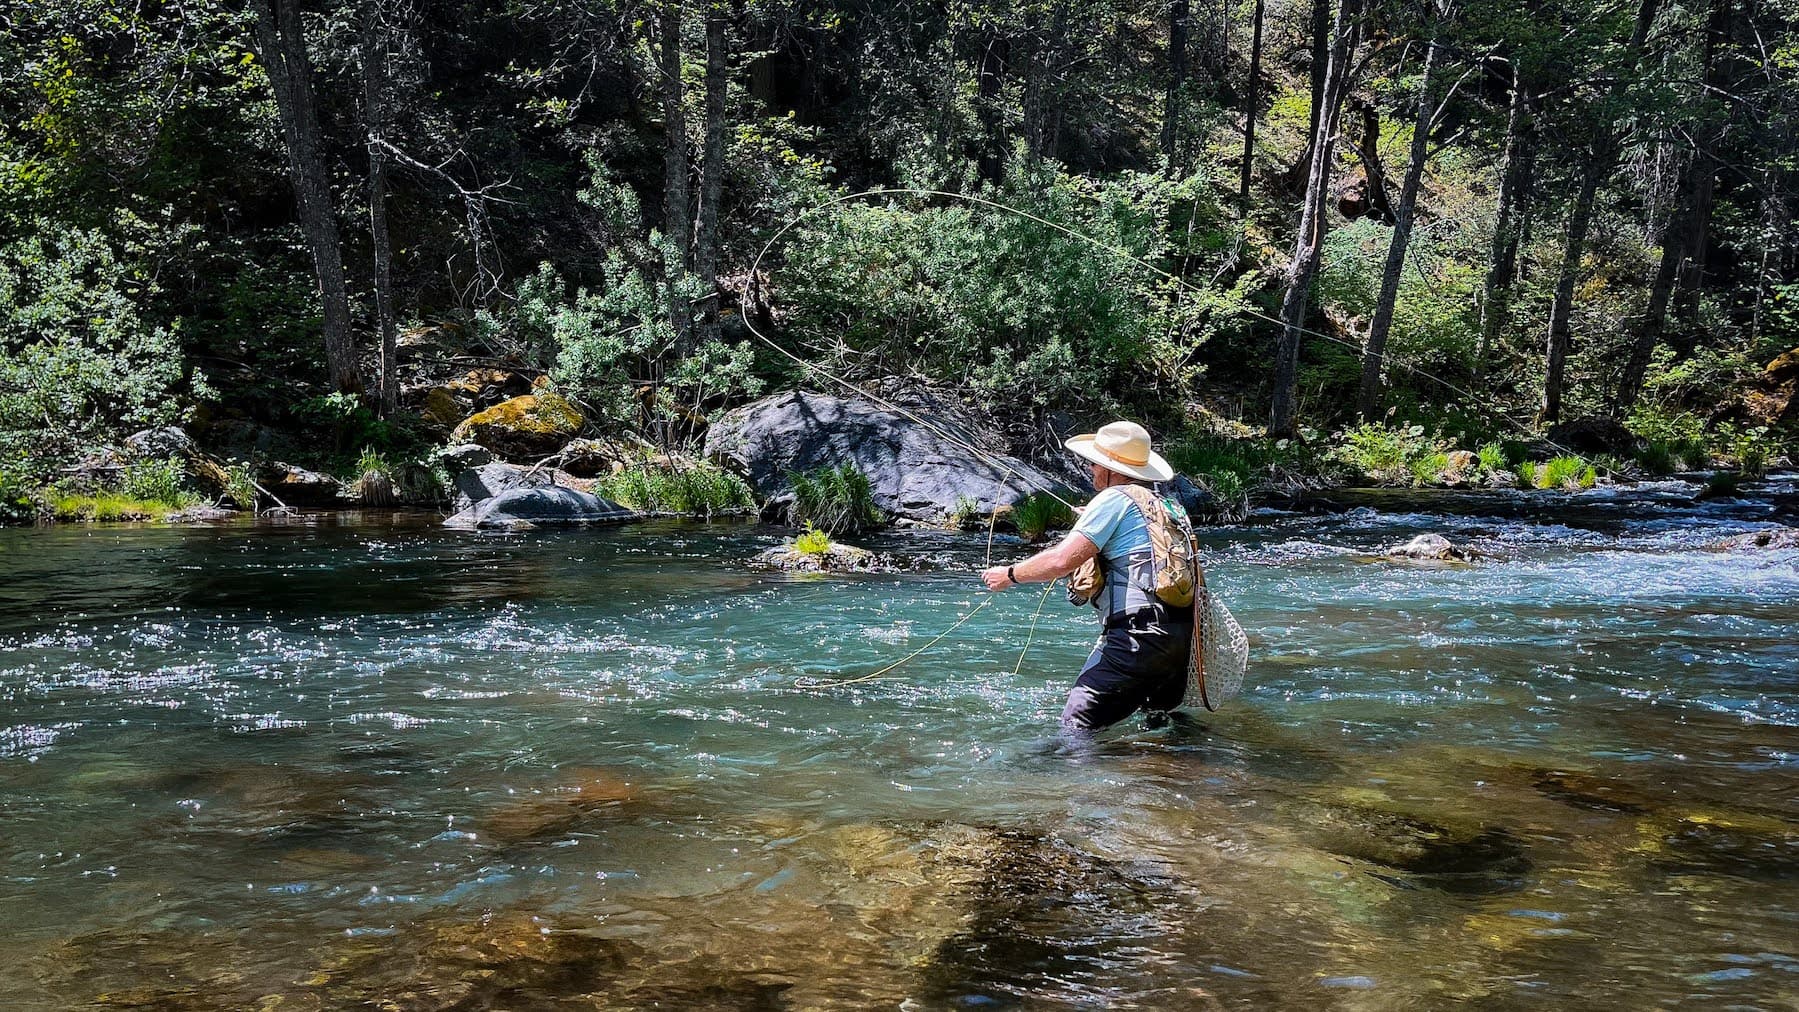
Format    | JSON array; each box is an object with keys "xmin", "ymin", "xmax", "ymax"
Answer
[{"xmin": 1, "ymin": 480, "xmax": 1795, "ymax": 1009}]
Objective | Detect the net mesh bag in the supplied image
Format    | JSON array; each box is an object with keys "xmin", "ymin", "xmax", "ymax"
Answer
[{"xmin": 1184, "ymin": 587, "xmax": 1248, "ymax": 712}]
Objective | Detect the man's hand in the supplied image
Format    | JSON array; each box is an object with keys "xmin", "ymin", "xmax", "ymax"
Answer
[{"xmin": 980, "ymin": 565, "xmax": 1013, "ymax": 592}]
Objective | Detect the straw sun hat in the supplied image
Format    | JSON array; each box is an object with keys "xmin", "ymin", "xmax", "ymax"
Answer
[{"xmin": 1063, "ymin": 420, "xmax": 1174, "ymax": 483}]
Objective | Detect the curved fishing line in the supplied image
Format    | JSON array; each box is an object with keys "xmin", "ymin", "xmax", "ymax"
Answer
[
  {"xmin": 1012, "ymin": 579, "xmax": 1058, "ymax": 675},
  {"xmin": 794, "ymin": 596, "xmax": 995, "ymax": 689},
  {"xmin": 743, "ymin": 186, "xmax": 1593, "ymax": 469}
]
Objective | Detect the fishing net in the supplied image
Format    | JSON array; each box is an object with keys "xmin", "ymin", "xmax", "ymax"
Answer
[{"xmin": 1185, "ymin": 588, "xmax": 1249, "ymax": 712}]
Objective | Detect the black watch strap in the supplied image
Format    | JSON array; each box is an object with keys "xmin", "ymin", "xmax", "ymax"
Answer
[{"xmin": 1007, "ymin": 565, "xmax": 1018, "ymax": 585}]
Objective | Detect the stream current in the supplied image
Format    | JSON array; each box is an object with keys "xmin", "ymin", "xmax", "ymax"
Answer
[{"xmin": 0, "ymin": 481, "xmax": 1795, "ymax": 1009}]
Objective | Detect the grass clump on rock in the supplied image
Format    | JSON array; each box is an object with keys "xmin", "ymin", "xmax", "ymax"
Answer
[
  {"xmin": 788, "ymin": 463, "xmax": 884, "ymax": 534},
  {"xmin": 1008, "ymin": 491, "xmax": 1075, "ymax": 542}
]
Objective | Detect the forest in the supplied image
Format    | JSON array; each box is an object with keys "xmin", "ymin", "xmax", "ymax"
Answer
[{"xmin": 3, "ymin": 0, "xmax": 1796, "ymax": 520}]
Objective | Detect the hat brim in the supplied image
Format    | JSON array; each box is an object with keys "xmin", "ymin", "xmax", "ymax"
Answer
[{"xmin": 1064, "ymin": 434, "xmax": 1174, "ymax": 483}]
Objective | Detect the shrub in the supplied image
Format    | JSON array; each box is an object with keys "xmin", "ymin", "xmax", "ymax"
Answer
[
  {"xmin": 223, "ymin": 463, "xmax": 259, "ymax": 512},
  {"xmin": 1332, "ymin": 422, "xmax": 1437, "ymax": 484},
  {"xmin": 352, "ymin": 447, "xmax": 397, "ymax": 506},
  {"xmin": 793, "ymin": 523, "xmax": 832, "ymax": 557},
  {"xmin": 601, "ymin": 460, "xmax": 757, "ymax": 517},
  {"xmin": 120, "ymin": 457, "xmax": 191, "ymax": 506},
  {"xmin": 1476, "ymin": 443, "xmax": 1505, "ymax": 473},
  {"xmin": 1009, "ymin": 491, "xmax": 1076, "ymax": 542},
  {"xmin": 788, "ymin": 463, "xmax": 884, "ymax": 534},
  {"xmin": 1, "ymin": 220, "xmax": 194, "ymax": 461},
  {"xmin": 1675, "ymin": 438, "xmax": 1710, "ymax": 471},
  {"xmin": 1162, "ymin": 430, "xmax": 1299, "ymax": 496},
  {"xmin": 1637, "ymin": 440, "xmax": 1676, "ymax": 476}
]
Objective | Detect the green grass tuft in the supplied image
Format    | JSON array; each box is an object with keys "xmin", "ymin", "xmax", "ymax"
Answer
[
  {"xmin": 1008, "ymin": 491, "xmax": 1075, "ymax": 542},
  {"xmin": 1539, "ymin": 455, "xmax": 1587, "ymax": 490},
  {"xmin": 787, "ymin": 464, "xmax": 884, "ymax": 534},
  {"xmin": 601, "ymin": 460, "xmax": 757, "ymax": 517}
]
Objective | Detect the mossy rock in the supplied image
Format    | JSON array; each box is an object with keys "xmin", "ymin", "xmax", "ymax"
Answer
[
  {"xmin": 1302, "ymin": 798, "xmax": 1530, "ymax": 895},
  {"xmin": 449, "ymin": 392, "xmax": 585, "ymax": 461},
  {"xmin": 752, "ymin": 541, "xmax": 891, "ymax": 572},
  {"xmin": 1633, "ymin": 809, "xmax": 1799, "ymax": 881},
  {"xmin": 418, "ymin": 386, "xmax": 464, "ymax": 429}
]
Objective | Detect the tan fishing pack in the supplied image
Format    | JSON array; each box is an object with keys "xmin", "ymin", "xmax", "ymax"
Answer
[{"xmin": 1067, "ymin": 484, "xmax": 1201, "ymax": 608}]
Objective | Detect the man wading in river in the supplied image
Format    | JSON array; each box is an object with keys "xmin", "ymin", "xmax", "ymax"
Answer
[{"xmin": 981, "ymin": 421, "xmax": 1202, "ymax": 732}]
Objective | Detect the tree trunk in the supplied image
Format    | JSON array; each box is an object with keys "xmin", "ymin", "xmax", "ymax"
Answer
[
  {"xmin": 694, "ymin": 10, "xmax": 728, "ymax": 347},
  {"xmin": 1160, "ymin": 0, "xmax": 1189, "ymax": 173},
  {"xmin": 1271, "ymin": 0, "xmax": 1362, "ymax": 437},
  {"xmin": 976, "ymin": 36, "xmax": 1008, "ymax": 186},
  {"xmin": 1239, "ymin": 0, "xmax": 1265, "ymax": 206},
  {"xmin": 1670, "ymin": 0, "xmax": 1731, "ymax": 346},
  {"xmin": 250, "ymin": 0, "xmax": 359, "ymax": 394},
  {"xmin": 1281, "ymin": 0, "xmax": 1333, "ymax": 191},
  {"xmin": 1358, "ymin": 36, "xmax": 1439, "ymax": 418},
  {"xmin": 360, "ymin": 0, "xmax": 396, "ymax": 417},
  {"xmin": 1354, "ymin": 100, "xmax": 1396, "ymax": 224},
  {"xmin": 1473, "ymin": 60, "xmax": 1534, "ymax": 385},
  {"xmin": 1540, "ymin": 0, "xmax": 1659, "ymax": 422},
  {"xmin": 1540, "ymin": 157, "xmax": 1601, "ymax": 424},
  {"xmin": 658, "ymin": 2, "xmax": 692, "ymax": 350},
  {"xmin": 1615, "ymin": 230, "xmax": 1682, "ymax": 412}
]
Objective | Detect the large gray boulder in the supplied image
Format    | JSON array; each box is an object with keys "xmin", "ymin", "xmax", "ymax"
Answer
[
  {"xmin": 704, "ymin": 390, "xmax": 1079, "ymax": 521},
  {"xmin": 443, "ymin": 486, "xmax": 636, "ymax": 529},
  {"xmin": 451, "ymin": 461, "xmax": 556, "ymax": 512}
]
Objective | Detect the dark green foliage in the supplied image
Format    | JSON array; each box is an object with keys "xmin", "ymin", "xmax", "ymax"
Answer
[
  {"xmin": 787, "ymin": 464, "xmax": 884, "ymax": 535},
  {"xmin": 1007, "ymin": 492, "xmax": 1075, "ymax": 543}
]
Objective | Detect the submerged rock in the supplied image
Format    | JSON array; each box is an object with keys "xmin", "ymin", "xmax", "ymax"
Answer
[
  {"xmin": 444, "ymin": 486, "xmax": 635, "ymax": 529},
  {"xmin": 1634, "ymin": 809, "xmax": 1799, "ymax": 881},
  {"xmin": 450, "ymin": 460, "xmax": 556, "ymax": 511},
  {"xmin": 1309, "ymin": 805, "xmax": 1531, "ymax": 895},
  {"xmin": 1384, "ymin": 533, "xmax": 1470, "ymax": 561},
  {"xmin": 1530, "ymin": 768, "xmax": 1658, "ymax": 815},
  {"xmin": 704, "ymin": 389, "xmax": 1078, "ymax": 522}
]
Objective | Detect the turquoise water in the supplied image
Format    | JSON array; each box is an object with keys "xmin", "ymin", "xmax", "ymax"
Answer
[{"xmin": 1, "ymin": 483, "xmax": 1795, "ymax": 1009}]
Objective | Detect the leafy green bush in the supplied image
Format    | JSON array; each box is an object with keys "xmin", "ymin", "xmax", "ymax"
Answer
[
  {"xmin": 1008, "ymin": 491, "xmax": 1076, "ymax": 542},
  {"xmin": 793, "ymin": 523, "xmax": 832, "ymax": 557},
  {"xmin": 1331, "ymin": 422, "xmax": 1438, "ymax": 484},
  {"xmin": 223, "ymin": 463, "xmax": 259, "ymax": 512},
  {"xmin": 1476, "ymin": 443, "xmax": 1505, "ymax": 473},
  {"xmin": 788, "ymin": 464, "xmax": 884, "ymax": 534},
  {"xmin": 1, "ymin": 221, "xmax": 193, "ymax": 460},
  {"xmin": 776, "ymin": 175, "xmax": 1248, "ymax": 414},
  {"xmin": 1162, "ymin": 430, "xmax": 1295, "ymax": 495},
  {"xmin": 120, "ymin": 457, "xmax": 191, "ymax": 506}
]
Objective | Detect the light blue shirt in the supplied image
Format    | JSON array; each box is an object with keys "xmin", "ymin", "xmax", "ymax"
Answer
[{"xmin": 1071, "ymin": 486, "xmax": 1153, "ymax": 561}]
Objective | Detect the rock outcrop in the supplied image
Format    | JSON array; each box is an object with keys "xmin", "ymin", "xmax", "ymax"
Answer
[
  {"xmin": 259, "ymin": 462, "xmax": 341, "ymax": 507},
  {"xmin": 704, "ymin": 390, "xmax": 1078, "ymax": 522},
  {"xmin": 1544, "ymin": 416, "xmax": 1642, "ymax": 456},
  {"xmin": 450, "ymin": 391, "xmax": 585, "ymax": 461}
]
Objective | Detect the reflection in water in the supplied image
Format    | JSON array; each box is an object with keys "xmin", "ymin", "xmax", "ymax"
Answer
[{"xmin": 0, "ymin": 485, "xmax": 1796, "ymax": 1009}]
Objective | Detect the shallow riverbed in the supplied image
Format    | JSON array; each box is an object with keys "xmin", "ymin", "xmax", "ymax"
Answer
[{"xmin": 1, "ymin": 480, "xmax": 1795, "ymax": 1009}]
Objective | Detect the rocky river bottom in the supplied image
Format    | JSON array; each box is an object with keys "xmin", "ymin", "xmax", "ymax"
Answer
[{"xmin": 0, "ymin": 479, "xmax": 1795, "ymax": 1010}]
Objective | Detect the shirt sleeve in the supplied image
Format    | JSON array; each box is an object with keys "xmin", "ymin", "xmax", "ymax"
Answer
[{"xmin": 1071, "ymin": 488, "xmax": 1131, "ymax": 557}]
